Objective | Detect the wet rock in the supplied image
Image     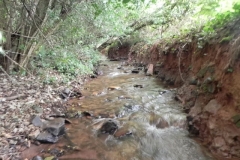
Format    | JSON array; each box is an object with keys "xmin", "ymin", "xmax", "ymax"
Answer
[
  {"xmin": 49, "ymin": 148, "xmax": 64, "ymax": 157},
  {"xmin": 90, "ymin": 74, "xmax": 97, "ymax": 78},
  {"xmin": 146, "ymin": 64, "xmax": 154, "ymax": 76},
  {"xmin": 64, "ymin": 119, "xmax": 72, "ymax": 124},
  {"xmin": 31, "ymin": 115, "xmax": 43, "ymax": 127},
  {"xmin": 36, "ymin": 131, "xmax": 58, "ymax": 143},
  {"xmin": 32, "ymin": 156, "xmax": 43, "ymax": 160},
  {"xmin": 92, "ymin": 91, "xmax": 100, "ymax": 96},
  {"xmin": 133, "ymin": 84, "xmax": 143, "ymax": 88},
  {"xmin": 108, "ymin": 86, "xmax": 121, "ymax": 90},
  {"xmin": 159, "ymin": 90, "xmax": 167, "ymax": 95},
  {"xmin": 118, "ymin": 95, "xmax": 131, "ymax": 99},
  {"xmin": 117, "ymin": 66, "xmax": 122, "ymax": 69},
  {"xmin": 98, "ymin": 113, "xmax": 110, "ymax": 118},
  {"xmin": 156, "ymin": 119, "xmax": 169, "ymax": 129},
  {"xmin": 81, "ymin": 111, "xmax": 92, "ymax": 117},
  {"xmin": 43, "ymin": 118, "xmax": 65, "ymax": 136},
  {"xmin": 100, "ymin": 120, "xmax": 118, "ymax": 135},
  {"xmin": 131, "ymin": 69, "xmax": 139, "ymax": 74},
  {"xmin": 124, "ymin": 103, "xmax": 141, "ymax": 111},
  {"xmin": 114, "ymin": 126, "xmax": 132, "ymax": 138},
  {"xmin": 203, "ymin": 99, "xmax": 222, "ymax": 114},
  {"xmin": 60, "ymin": 88, "xmax": 82, "ymax": 99}
]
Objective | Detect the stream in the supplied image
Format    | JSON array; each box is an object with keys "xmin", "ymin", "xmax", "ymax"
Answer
[{"xmin": 23, "ymin": 60, "xmax": 214, "ymax": 160}]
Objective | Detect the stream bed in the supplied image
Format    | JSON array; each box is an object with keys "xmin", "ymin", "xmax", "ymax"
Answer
[{"xmin": 22, "ymin": 61, "xmax": 214, "ymax": 160}]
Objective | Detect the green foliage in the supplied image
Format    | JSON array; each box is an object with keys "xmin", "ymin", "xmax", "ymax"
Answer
[
  {"xmin": 34, "ymin": 45, "xmax": 101, "ymax": 83},
  {"xmin": 220, "ymin": 36, "xmax": 233, "ymax": 43},
  {"xmin": 203, "ymin": 2, "xmax": 240, "ymax": 34}
]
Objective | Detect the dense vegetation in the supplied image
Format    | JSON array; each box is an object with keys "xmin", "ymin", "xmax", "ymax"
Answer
[{"xmin": 0, "ymin": 0, "xmax": 239, "ymax": 83}]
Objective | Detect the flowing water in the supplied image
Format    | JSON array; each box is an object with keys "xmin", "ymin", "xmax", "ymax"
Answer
[{"xmin": 24, "ymin": 60, "xmax": 214, "ymax": 160}]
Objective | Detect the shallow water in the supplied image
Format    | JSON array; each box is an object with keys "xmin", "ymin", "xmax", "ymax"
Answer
[{"xmin": 23, "ymin": 61, "xmax": 214, "ymax": 160}]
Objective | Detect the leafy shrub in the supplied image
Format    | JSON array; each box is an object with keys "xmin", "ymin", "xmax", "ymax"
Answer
[{"xmin": 33, "ymin": 45, "xmax": 101, "ymax": 83}]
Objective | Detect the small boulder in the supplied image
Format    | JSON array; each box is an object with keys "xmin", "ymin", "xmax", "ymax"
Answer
[
  {"xmin": 32, "ymin": 156, "xmax": 43, "ymax": 160},
  {"xmin": 133, "ymin": 84, "xmax": 143, "ymax": 88},
  {"xmin": 100, "ymin": 120, "xmax": 118, "ymax": 135},
  {"xmin": 114, "ymin": 126, "xmax": 132, "ymax": 138},
  {"xmin": 31, "ymin": 115, "xmax": 43, "ymax": 127},
  {"xmin": 146, "ymin": 64, "xmax": 153, "ymax": 76},
  {"xmin": 203, "ymin": 99, "xmax": 222, "ymax": 114},
  {"xmin": 36, "ymin": 131, "xmax": 58, "ymax": 143},
  {"xmin": 131, "ymin": 70, "xmax": 139, "ymax": 74},
  {"xmin": 43, "ymin": 118, "xmax": 65, "ymax": 136}
]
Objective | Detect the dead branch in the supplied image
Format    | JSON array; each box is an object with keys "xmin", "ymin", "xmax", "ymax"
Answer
[{"xmin": 1, "ymin": 94, "xmax": 25, "ymax": 101}]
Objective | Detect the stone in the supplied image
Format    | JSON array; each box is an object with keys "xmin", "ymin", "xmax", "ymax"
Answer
[
  {"xmin": 29, "ymin": 129, "xmax": 40, "ymax": 139},
  {"xmin": 90, "ymin": 74, "xmax": 97, "ymax": 78},
  {"xmin": 100, "ymin": 120, "xmax": 118, "ymax": 135},
  {"xmin": 31, "ymin": 115, "xmax": 43, "ymax": 127},
  {"xmin": 156, "ymin": 119, "xmax": 169, "ymax": 129},
  {"xmin": 114, "ymin": 126, "xmax": 132, "ymax": 138},
  {"xmin": 207, "ymin": 117, "xmax": 216, "ymax": 129},
  {"xmin": 81, "ymin": 111, "xmax": 92, "ymax": 117},
  {"xmin": 118, "ymin": 95, "xmax": 131, "ymax": 99},
  {"xmin": 203, "ymin": 99, "xmax": 222, "ymax": 114},
  {"xmin": 36, "ymin": 131, "xmax": 58, "ymax": 143},
  {"xmin": 146, "ymin": 64, "xmax": 154, "ymax": 76},
  {"xmin": 133, "ymin": 84, "xmax": 143, "ymax": 88},
  {"xmin": 189, "ymin": 98, "xmax": 203, "ymax": 117},
  {"xmin": 108, "ymin": 86, "xmax": 121, "ymax": 90},
  {"xmin": 188, "ymin": 76, "xmax": 198, "ymax": 85},
  {"xmin": 43, "ymin": 118, "xmax": 65, "ymax": 136},
  {"xmin": 9, "ymin": 139, "xmax": 17, "ymax": 145},
  {"xmin": 230, "ymin": 146, "xmax": 240, "ymax": 157},
  {"xmin": 63, "ymin": 88, "xmax": 71, "ymax": 95},
  {"xmin": 159, "ymin": 90, "xmax": 167, "ymax": 95},
  {"xmin": 131, "ymin": 69, "xmax": 139, "ymax": 74},
  {"xmin": 213, "ymin": 137, "xmax": 226, "ymax": 148},
  {"xmin": 32, "ymin": 156, "xmax": 43, "ymax": 160}
]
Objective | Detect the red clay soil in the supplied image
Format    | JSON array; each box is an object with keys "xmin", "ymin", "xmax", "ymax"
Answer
[{"xmin": 104, "ymin": 19, "xmax": 240, "ymax": 159}]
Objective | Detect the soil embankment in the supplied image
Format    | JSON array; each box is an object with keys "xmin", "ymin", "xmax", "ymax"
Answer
[{"xmin": 103, "ymin": 19, "xmax": 240, "ymax": 159}]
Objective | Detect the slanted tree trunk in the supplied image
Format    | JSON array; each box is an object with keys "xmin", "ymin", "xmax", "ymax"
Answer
[{"xmin": 0, "ymin": 0, "xmax": 81, "ymax": 72}]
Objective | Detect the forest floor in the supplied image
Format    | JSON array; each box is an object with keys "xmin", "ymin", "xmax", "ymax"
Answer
[{"xmin": 0, "ymin": 72, "xmax": 89, "ymax": 160}]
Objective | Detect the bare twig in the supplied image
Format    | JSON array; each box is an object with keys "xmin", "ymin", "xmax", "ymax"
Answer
[
  {"xmin": 0, "ymin": 29, "xmax": 37, "ymax": 39},
  {"xmin": 0, "ymin": 66, "xmax": 13, "ymax": 81},
  {"xmin": 4, "ymin": 53, "xmax": 33, "ymax": 77},
  {"xmin": 1, "ymin": 94, "xmax": 25, "ymax": 101}
]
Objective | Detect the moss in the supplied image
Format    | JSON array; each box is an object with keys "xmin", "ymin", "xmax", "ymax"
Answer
[
  {"xmin": 236, "ymin": 121, "xmax": 240, "ymax": 128},
  {"xmin": 232, "ymin": 114, "xmax": 240, "ymax": 123},
  {"xmin": 197, "ymin": 67, "xmax": 208, "ymax": 78},
  {"xmin": 220, "ymin": 36, "xmax": 233, "ymax": 43}
]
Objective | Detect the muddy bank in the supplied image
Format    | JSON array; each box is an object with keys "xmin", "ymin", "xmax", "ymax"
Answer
[{"xmin": 103, "ymin": 19, "xmax": 240, "ymax": 159}]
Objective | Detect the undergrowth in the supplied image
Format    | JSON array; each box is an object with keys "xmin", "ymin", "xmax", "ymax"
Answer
[{"xmin": 31, "ymin": 46, "xmax": 101, "ymax": 85}]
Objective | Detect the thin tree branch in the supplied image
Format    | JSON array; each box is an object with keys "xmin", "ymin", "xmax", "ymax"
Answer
[{"xmin": 1, "ymin": 29, "xmax": 37, "ymax": 39}]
